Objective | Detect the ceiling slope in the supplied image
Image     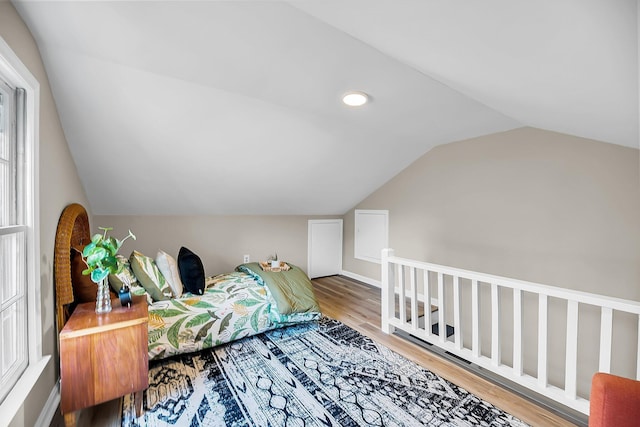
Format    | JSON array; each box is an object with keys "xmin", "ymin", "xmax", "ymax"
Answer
[
  {"xmin": 293, "ymin": 0, "xmax": 639, "ymax": 148},
  {"xmin": 12, "ymin": 1, "xmax": 637, "ymax": 215}
]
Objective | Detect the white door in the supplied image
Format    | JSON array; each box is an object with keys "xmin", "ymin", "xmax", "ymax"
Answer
[{"xmin": 308, "ymin": 219, "xmax": 343, "ymax": 279}]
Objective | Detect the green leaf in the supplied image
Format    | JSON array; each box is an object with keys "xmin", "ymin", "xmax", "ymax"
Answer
[
  {"xmin": 103, "ymin": 255, "xmax": 118, "ymax": 269},
  {"xmin": 229, "ymin": 329, "xmax": 244, "ymax": 342},
  {"xmin": 167, "ymin": 317, "xmax": 187, "ymax": 349},
  {"xmin": 86, "ymin": 247, "xmax": 108, "ymax": 265},
  {"xmin": 91, "ymin": 233, "xmax": 103, "ymax": 244},
  {"xmin": 218, "ymin": 312, "xmax": 233, "ymax": 334},
  {"xmin": 91, "ymin": 268, "xmax": 109, "ymax": 283},
  {"xmin": 148, "ymin": 329, "xmax": 164, "ymax": 343},
  {"xmin": 169, "ymin": 299, "xmax": 189, "ymax": 312},
  {"xmin": 104, "ymin": 237, "xmax": 118, "ymax": 256},
  {"xmin": 195, "ymin": 321, "xmax": 215, "ymax": 342},
  {"xmin": 203, "ymin": 333, "xmax": 213, "ymax": 349},
  {"xmin": 250, "ymin": 307, "xmax": 261, "ymax": 331},
  {"xmin": 81, "ymin": 268, "xmax": 91, "ymax": 276},
  {"xmin": 185, "ymin": 313, "xmax": 214, "ymax": 328},
  {"xmin": 234, "ymin": 315, "xmax": 248, "ymax": 329},
  {"xmin": 235, "ymin": 299, "xmax": 262, "ymax": 307},
  {"xmin": 82, "ymin": 242, "xmax": 96, "ymax": 257},
  {"xmin": 153, "ymin": 309, "xmax": 186, "ymax": 317}
]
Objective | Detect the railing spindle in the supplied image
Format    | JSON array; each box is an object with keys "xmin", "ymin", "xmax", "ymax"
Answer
[
  {"xmin": 398, "ymin": 265, "xmax": 406, "ymax": 324},
  {"xmin": 491, "ymin": 283, "xmax": 501, "ymax": 366},
  {"xmin": 453, "ymin": 276, "xmax": 462, "ymax": 349},
  {"xmin": 565, "ymin": 300, "xmax": 579, "ymax": 399},
  {"xmin": 424, "ymin": 270, "xmax": 431, "ymax": 336},
  {"xmin": 410, "ymin": 267, "xmax": 418, "ymax": 330},
  {"xmin": 472, "ymin": 279, "xmax": 480, "ymax": 358},
  {"xmin": 599, "ymin": 307, "xmax": 613, "ymax": 373},
  {"xmin": 513, "ymin": 289, "xmax": 523, "ymax": 376},
  {"xmin": 438, "ymin": 272, "xmax": 445, "ymax": 343},
  {"xmin": 538, "ymin": 294, "xmax": 548, "ymax": 388}
]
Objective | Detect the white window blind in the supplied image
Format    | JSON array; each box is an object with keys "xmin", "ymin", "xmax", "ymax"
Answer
[{"xmin": 0, "ymin": 79, "xmax": 28, "ymax": 405}]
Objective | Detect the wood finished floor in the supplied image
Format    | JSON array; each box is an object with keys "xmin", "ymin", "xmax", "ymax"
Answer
[
  {"xmin": 53, "ymin": 275, "xmax": 579, "ymax": 427},
  {"xmin": 313, "ymin": 275, "xmax": 579, "ymax": 427}
]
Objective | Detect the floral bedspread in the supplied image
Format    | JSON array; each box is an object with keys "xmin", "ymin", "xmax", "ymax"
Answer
[{"xmin": 147, "ymin": 271, "xmax": 320, "ymax": 361}]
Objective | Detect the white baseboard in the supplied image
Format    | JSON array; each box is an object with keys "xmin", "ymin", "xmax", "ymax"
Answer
[
  {"xmin": 340, "ymin": 270, "xmax": 381, "ymax": 288},
  {"xmin": 36, "ymin": 380, "xmax": 60, "ymax": 427}
]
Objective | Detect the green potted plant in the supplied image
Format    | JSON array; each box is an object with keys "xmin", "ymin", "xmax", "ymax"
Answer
[{"xmin": 82, "ymin": 227, "xmax": 136, "ymax": 313}]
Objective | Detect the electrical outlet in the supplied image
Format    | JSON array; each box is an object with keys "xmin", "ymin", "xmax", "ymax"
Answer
[{"xmin": 243, "ymin": 254, "xmax": 250, "ymax": 263}]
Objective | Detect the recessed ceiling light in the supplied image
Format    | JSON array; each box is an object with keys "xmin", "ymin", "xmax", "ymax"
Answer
[{"xmin": 342, "ymin": 91, "xmax": 369, "ymax": 107}]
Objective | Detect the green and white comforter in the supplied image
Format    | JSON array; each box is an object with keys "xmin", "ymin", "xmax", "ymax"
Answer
[{"xmin": 148, "ymin": 271, "xmax": 320, "ymax": 361}]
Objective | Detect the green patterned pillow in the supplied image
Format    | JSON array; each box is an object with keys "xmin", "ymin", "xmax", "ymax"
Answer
[
  {"xmin": 108, "ymin": 255, "xmax": 138, "ymax": 293},
  {"xmin": 129, "ymin": 250, "xmax": 173, "ymax": 302}
]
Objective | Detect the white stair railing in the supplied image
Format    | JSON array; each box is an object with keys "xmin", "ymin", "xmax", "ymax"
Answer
[{"xmin": 381, "ymin": 248, "xmax": 640, "ymax": 415}]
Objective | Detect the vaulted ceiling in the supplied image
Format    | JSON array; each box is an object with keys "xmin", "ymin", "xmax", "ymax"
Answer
[{"xmin": 13, "ymin": 0, "xmax": 638, "ymax": 215}]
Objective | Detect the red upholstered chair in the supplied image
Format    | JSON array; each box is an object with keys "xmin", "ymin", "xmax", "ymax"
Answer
[{"xmin": 589, "ymin": 372, "xmax": 640, "ymax": 427}]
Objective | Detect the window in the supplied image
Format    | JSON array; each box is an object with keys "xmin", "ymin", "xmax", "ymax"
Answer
[
  {"xmin": 0, "ymin": 35, "xmax": 44, "ymax": 417},
  {"xmin": 0, "ymin": 78, "xmax": 28, "ymax": 404}
]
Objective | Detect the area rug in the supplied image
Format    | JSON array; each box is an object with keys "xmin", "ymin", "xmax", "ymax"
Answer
[{"xmin": 122, "ymin": 317, "xmax": 528, "ymax": 426}]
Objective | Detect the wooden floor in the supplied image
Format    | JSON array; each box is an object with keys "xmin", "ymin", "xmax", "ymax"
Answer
[
  {"xmin": 54, "ymin": 275, "xmax": 579, "ymax": 427},
  {"xmin": 313, "ymin": 275, "xmax": 580, "ymax": 427}
]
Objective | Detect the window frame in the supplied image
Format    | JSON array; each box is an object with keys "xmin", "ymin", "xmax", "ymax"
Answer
[{"xmin": 0, "ymin": 35, "xmax": 46, "ymax": 420}]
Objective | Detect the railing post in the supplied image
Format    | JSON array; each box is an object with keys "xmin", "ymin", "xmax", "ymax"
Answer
[{"xmin": 381, "ymin": 248, "xmax": 395, "ymax": 334}]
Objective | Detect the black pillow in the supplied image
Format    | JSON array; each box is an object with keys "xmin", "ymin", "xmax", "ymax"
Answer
[{"xmin": 177, "ymin": 246, "xmax": 205, "ymax": 295}]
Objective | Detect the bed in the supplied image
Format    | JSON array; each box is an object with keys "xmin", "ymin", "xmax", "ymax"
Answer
[{"xmin": 54, "ymin": 203, "xmax": 321, "ymax": 361}]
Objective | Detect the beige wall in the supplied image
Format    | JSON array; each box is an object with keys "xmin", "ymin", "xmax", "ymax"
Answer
[
  {"xmin": 344, "ymin": 127, "xmax": 640, "ymax": 299},
  {"xmin": 94, "ymin": 215, "xmax": 341, "ymax": 276},
  {"xmin": 343, "ymin": 126, "xmax": 640, "ymax": 396},
  {"xmin": 0, "ymin": 2, "xmax": 90, "ymax": 426}
]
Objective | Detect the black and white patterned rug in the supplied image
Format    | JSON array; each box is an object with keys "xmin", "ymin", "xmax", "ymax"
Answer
[{"xmin": 122, "ymin": 317, "xmax": 528, "ymax": 426}]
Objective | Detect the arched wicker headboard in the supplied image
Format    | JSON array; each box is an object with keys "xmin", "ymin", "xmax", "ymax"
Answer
[{"xmin": 54, "ymin": 203, "xmax": 91, "ymax": 333}]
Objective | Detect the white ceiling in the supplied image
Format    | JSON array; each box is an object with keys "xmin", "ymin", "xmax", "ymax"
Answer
[{"xmin": 12, "ymin": 0, "xmax": 638, "ymax": 215}]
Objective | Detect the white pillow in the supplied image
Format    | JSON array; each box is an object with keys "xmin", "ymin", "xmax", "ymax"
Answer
[{"xmin": 155, "ymin": 250, "xmax": 184, "ymax": 298}]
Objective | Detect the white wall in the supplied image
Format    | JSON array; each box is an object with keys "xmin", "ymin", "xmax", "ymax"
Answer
[{"xmin": 344, "ymin": 127, "xmax": 640, "ymax": 300}]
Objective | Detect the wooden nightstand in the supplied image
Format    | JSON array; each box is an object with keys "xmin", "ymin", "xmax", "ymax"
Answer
[{"xmin": 59, "ymin": 296, "xmax": 148, "ymax": 427}]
